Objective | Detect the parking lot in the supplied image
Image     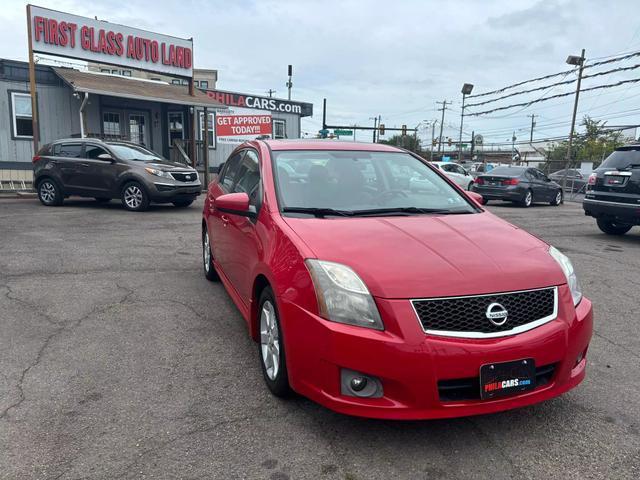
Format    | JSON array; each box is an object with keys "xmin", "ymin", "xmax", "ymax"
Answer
[{"xmin": 0, "ymin": 197, "xmax": 638, "ymax": 480}]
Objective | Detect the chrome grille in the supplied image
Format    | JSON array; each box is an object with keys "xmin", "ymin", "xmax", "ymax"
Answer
[{"xmin": 412, "ymin": 287, "xmax": 557, "ymax": 338}]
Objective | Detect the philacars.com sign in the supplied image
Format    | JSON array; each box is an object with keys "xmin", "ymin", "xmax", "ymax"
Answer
[
  {"xmin": 207, "ymin": 90, "xmax": 313, "ymax": 117},
  {"xmin": 28, "ymin": 5, "xmax": 193, "ymax": 77}
]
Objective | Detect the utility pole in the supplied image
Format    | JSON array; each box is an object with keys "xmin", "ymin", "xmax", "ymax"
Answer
[
  {"xmin": 430, "ymin": 120, "xmax": 437, "ymax": 162},
  {"xmin": 267, "ymin": 89, "xmax": 276, "ymax": 98},
  {"xmin": 286, "ymin": 65, "xmax": 293, "ymax": 100},
  {"xmin": 527, "ymin": 114, "xmax": 537, "ymax": 143},
  {"xmin": 370, "ymin": 116, "xmax": 378, "ymax": 143},
  {"xmin": 562, "ymin": 49, "xmax": 586, "ymax": 193},
  {"xmin": 436, "ymin": 100, "xmax": 451, "ymax": 155},
  {"xmin": 511, "ymin": 131, "xmax": 516, "ymax": 164}
]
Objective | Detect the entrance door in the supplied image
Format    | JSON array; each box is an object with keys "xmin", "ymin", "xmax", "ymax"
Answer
[{"xmin": 128, "ymin": 113, "xmax": 149, "ymax": 147}]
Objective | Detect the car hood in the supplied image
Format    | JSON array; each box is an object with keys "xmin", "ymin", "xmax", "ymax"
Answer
[
  {"xmin": 144, "ymin": 159, "xmax": 195, "ymax": 170},
  {"xmin": 283, "ymin": 212, "xmax": 565, "ymax": 299}
]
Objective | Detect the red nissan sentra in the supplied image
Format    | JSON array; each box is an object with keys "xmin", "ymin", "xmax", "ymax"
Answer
[{"xmin": 202, "ymin": 140, "xmax": 592, "ymax": 420}]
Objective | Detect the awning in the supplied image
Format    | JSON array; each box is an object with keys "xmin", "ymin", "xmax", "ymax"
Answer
[{"xmin": 52, "ymin": 67, "xmax": 227, "ymax": 109}]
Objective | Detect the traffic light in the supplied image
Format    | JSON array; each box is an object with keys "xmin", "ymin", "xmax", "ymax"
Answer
[
  {"xmin": 402, "ymin": 124, "xmax": 407, "ymax": 136},
  {"xmin": 379, "ymin": 123, "xmax": 385, "ymax": 136},
  {"xmin": 448, "ymin": 137, "xmax": 452, "ymax": 147},
  {"xmin": 432, "ymin": 139, "xmax": 437, "ymax": 146}
]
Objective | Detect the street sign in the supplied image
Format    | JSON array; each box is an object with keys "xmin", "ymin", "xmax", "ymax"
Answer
[{"xmin": 334, "ymin": 129, "xmax": 353, "ymax": 136}]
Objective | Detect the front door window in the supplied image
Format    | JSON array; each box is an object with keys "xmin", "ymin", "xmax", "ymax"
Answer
[{"xmin": 168, "ymin": 112, "xmax": 184, "ymax": 146}]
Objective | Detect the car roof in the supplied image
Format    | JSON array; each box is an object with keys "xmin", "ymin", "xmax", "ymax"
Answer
[
  {"xmin": 260, "ymin": 139, "xmax": 404, "ymax": 152},
  {"xmin": 50, "ymin": 138, "xmax": 140, "ymax": 147}
]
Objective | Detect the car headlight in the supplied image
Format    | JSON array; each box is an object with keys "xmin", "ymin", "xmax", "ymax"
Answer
[
  {"xmin": 305, "ymin": 259, "xmax": 384, "ymax": 330},
  {"xmin": 549, "ymin": 246, "xmax": 582, "ymax": 306},
  {"xmin": 145, "ymin": 167, "xmax": 173, "ymax": 179}
]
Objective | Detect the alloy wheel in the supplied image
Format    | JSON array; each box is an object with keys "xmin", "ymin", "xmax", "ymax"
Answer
[
  {"xmin": 524, "ymin": 191, "xmax": 532, "ymax": 207},
  {"xmin": 40, "ymin": 181, "xmax": 56, "ymax": 203},
  {"xmin": 260, "ymin": 300, "xmax": 280, "ymax": 381},
  {"xmin": 123, "ymin": 185, "xmax": 143, "ymax": 209},
  {"xmin": 555, "ymin": 191, "xmax": 562, "ymax": 205}
]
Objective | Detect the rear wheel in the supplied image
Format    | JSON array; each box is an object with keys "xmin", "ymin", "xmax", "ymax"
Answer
[
  {"xmin": 467, "ymin": 181, "xmax": 474, "ymax": 191},
  {"xmin": 596, "ymin": 218, "xmax": 632, "ymax": 235},
  {"xmin": 258, "ymin": 287, "xmax": 291, "ymax": 398},
  {"xmin": 520, "ymin": 189, "xmax": 533, "ymax": 208},
  {"xmin": 121, "ymin": 182, "xmax": 149, "ymax": 211},
  {"xmin": 37, "ymin": 178, "xmax": 63, "ymax": 206},
  {"xmin": 173, "ymin": 199, "xmax": 194, "ymax": 208},
  {"xmin": 550, "ymin": 190, "xmax": 563, "ymax": 206}
]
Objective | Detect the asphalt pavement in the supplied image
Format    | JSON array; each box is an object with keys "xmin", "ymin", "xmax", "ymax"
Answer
[{"xmin": 0, "ymin": 197, "xmax": 638, "ymax": 480}]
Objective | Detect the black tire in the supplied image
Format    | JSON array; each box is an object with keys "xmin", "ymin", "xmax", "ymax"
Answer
[
  {"xmin": 596, "ymin": 218, "xmax": 633, "ymax": 236},
  {"xmin": 37, "ymin": 178, "xmax": 63, "ymax": 206},
  {"xmin": 480, "ymin": 198, "xmax": 488, "ymax": 205},
  {"xmin": 95, "ymin": 197, "xmax": 111, "ymax": 203},
  {"xmin": 550, "ymin": 189, "xmax": 563, "ymax": 206},
  {"xmin": 520, "ymin": 189, "xmax": 533, "ymax": 208},
  {"xmin": 202, "ymin": 226, "xmax": 219, "ymax": 281},
  {"xmin": 258, "ymin": 287, "xmax": 291, "ymax": 398},
  {"xmin": 121, "ymin": 181, "xmax": 149, "ymax": 211},
  {"xmin": 467, "ymin": 182, "xmax": 474, "ymax": 191},
  {"xmin": 173, "ymin": 199, "xmax": 195, "ymax": 208}
]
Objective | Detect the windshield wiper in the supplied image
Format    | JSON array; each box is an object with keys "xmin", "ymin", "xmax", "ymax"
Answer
[
  {"xmin": 349, "ymin": 207, "xmax": 471, "ymax": 216},
  {"xmin": 282, "ymin": 207, "xmax": 355, "ymax": 217}
]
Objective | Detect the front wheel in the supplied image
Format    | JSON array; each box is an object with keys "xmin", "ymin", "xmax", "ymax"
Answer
[
  {"xmin": 550, "ymin": 190, "xmax": 563, "ymax": 206},
  {"xmin": 37, "ymin": 178, "xmax": 63, "ymax": 206},
  {"xmin": 258, "ymin": 287, "xmax": 291, "ymax": 398},
  {"xmin": 596, "ymin": 218, "xmax": 633, "ymax": 235},
  {"xmin": 121, "ymin": 182, "xmax": 149, "ymax": 211},
  {"xmin": 202, "ymin": 228, "xmax": 219, "ymax": 281}
]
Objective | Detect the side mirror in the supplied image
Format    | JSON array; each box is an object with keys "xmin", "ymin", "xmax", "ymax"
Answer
[
  {"xmin": 215, "ymin": 192, "xmax": 255, "ymax": 217},
  {"xmin": 97, "ymin": 153, "xmax": 114, "ymax": 161},
  {"xmin": 467, "ymin": 191, "xmax": 484, "ymax": 206}
]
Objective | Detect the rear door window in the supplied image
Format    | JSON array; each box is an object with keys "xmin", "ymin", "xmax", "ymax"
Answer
[{"xmin": 59, "ymin": 143, "xmax": 83, "ymax": 158}]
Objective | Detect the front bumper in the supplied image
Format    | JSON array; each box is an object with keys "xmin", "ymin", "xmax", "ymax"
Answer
[
  {"xmin": 282, "ymin": 285, "xmax": 592, "ymax": 420},
  {"xmin": 149, "ymin": 181, "xmax": 202, "ymax": 202}
]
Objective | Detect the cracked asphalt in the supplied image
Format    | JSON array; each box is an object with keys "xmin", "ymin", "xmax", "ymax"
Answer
[{"xmin": 0, "ymin": 197, "xmax": 639, "ymax": 480}]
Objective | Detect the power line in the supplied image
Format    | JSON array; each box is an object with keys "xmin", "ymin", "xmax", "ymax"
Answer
[
  {"xmin": 468, "ymin": 50, "xmax": 640, "ymax": 99},
  {"xmin": 467, "ymin": 77, "xmax": 640, "ymax": 117}
]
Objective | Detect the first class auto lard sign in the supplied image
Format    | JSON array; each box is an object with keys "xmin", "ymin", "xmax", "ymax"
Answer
[
  {"xmin": 216, "ymin": 110, "xmax": 272, "ymax": 144},
  {"xmin": 28, "ymin": 5, "xmax": 193, "ymax": 77}
]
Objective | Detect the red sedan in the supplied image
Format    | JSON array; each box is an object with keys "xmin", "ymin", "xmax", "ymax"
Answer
[{"xmin": 202, "ymin": 140, "xmax": 592, "ymax": 420}]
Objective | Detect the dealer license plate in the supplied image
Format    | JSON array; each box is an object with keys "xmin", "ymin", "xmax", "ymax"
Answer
[{"xmin": 480, "ymin": 358, "xmax": 535, "ymax": 400}]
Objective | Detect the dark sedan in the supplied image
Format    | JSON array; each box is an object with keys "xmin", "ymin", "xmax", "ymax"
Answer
[
  {"xmin": 471, "ymin": 166, "xmax": 564, "ymax": 207},
  {"xmin": 549, "ymin": 169, "xmax": 588, "ymax": 193}
]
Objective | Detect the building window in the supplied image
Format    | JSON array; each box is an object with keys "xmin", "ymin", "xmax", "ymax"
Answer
[
  {"xmin": 168, "ymin": 112, "xmax": 184, "ymax": 146},
  {"xmin": 103, "ymin": 112, "xmax": 121, "ymax": 138},
  {"xmin": 199, "ymin": 112, "xmax": 215, "ymax": 146},
  {"xmin": 11, "ymin": 92, "xmax": 33, "ymax": 138},
  {"xmin": 123, "ymin": 70, "xmax": 132, "ymax": 77},
  {"xmin": 194, "ymin": 80, "xmax": 200, "ymax": 87},
  {"xmin": 181, "ymin": 79, "xmax": 189, "ymax": 86},
  {"xmin": 200, "ymin": 80, "xmax": 209, "ymax": 89},
  {"xmin": 100, "ymin": 68, "xmax": 110, "ymax": 73},
  {"xmin": 171, "ymin": 79, "xmax": 181, "ymax": 85},
  {"xmin": 273, "ymin": 119, "xmax": 286, "ymax": 139}
]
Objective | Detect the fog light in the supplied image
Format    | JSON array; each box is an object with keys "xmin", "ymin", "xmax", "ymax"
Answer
[
  {"xmin": 340, "ymin": 369, "xmax": 383, "ymax": 398},
  {"xmin": 350, "ymin": 377, "xmax": 368, "ymax": 392}
]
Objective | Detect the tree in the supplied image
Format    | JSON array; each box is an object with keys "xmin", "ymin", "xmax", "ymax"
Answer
[
  {"xmin": 546, "ymin": 116, "xmax": 625, "ymax": 169},
  {"xmin": 379, "ymin": 134, "xmax": 423, "ymax": 153}
]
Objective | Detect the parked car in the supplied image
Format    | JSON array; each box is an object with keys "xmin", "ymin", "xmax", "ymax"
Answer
[
  {"xmin": 583, "ymin": 144, "xmax": 640, "ymax": 235},
  {"xmin": 33, "ymin": 139, "xmax": 201, "ymax": 211},
  {"xmin": 549, "ymin": 169, "xmax": 587, "ymax": 193},
  {"xmin": 429, "ymin": 161, "xmax": 475, "ymax": 190},
  {"xmin": 202, "ymin": 140, "xmax": 592, "ymax": 420},
  {"xmin": 472, "ymin": 165, "xmax": 564, "ymax": 207}
]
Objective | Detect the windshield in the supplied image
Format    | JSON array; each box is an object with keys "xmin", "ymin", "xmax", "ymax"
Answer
[
  {"xmin": 107, "ymin": 143, "xmax": 163, "ymax": 161},
  {"xmin": 273, "ymin": 150, "xmax": 476, "ymax": 216},
  {"xmin": 600, "ymin": 148, "xmax": 640, "ymax": 170}
]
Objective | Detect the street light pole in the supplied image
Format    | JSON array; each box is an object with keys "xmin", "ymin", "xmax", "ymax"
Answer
[
  {"xmin": 430, "ymin": 120, "xmax": 437, "ymax": 162},
  {"xmin": 459, "ymin": 83, "xmax": 474, "ymax": 163},
  {"xmin": 562, "ymin": 49, "xmax": 586, "ymax": 193},
  {"xmin": 370, "ymin": 116, "xmax": 378, "ymax": 143}
]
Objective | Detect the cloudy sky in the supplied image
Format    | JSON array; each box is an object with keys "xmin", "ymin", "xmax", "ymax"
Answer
[{"xmin": 2, "ymin": 0, "xmax": 639, "ymax": 146}]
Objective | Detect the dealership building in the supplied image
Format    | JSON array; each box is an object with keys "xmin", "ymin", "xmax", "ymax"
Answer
[{"xmin": 0, "ymin": 6, "xmax": 313, "ymax": 190}]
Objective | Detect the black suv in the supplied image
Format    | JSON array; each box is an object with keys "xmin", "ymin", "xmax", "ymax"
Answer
[
  {"xmin": 583, "ymin": 144, "xmax": 640, "ymax": 235},
  {"xmin": 33, "ymin": 139, "xmax": 201, "ymax": 211}
]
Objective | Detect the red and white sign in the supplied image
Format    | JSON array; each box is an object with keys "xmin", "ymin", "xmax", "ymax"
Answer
[
  {"xmin": 28, "ymin": 5, "xmax": 193, "ymax": 77},
  {"xmin": 216, "ymin": 113, "xmax": 272, "ymax": 144}
]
